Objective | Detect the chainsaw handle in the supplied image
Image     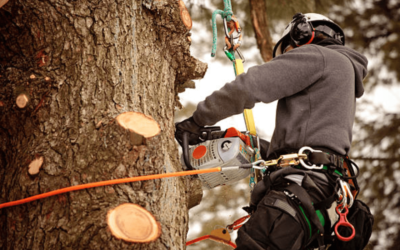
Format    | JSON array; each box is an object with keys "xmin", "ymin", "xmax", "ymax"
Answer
[
  {"xmin": 182, "ymin": 127, "xmax": 221, "ymax": 170},
  {"xmin": 182, "ymin": 131, "xmax": 194, "ymax": 170}
]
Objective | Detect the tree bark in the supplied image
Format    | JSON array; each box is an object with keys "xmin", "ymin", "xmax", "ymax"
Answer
[
  {"xmin": 0, "ymin": 0, "xmax": 206, "ymax": 249},
  {"xmin": 249, "ymin": 0, "xmax": 274, "ymax": 62}
]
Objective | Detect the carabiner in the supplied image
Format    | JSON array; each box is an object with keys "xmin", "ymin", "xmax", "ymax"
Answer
[
  {"xmin": 223, "ymin": 46, "xmax": 246, "ymax": 63},
  {"xmin": 235, "ymin": 48, "xmax": 245, "ymax": 63},
  {"xmin": 338, "ymin": 179, "xmax": 354, "ymax": 208},
  {"xmin": 223, "ymin": 17, "xmax": 241, "ymax": 39},
  {"xmin": 337, "ymin": 180, "xmax": 347, "ymax": 209},
  {"xmin": 334, "ymin": 206, "xmax": 356, "ymax": 242},
  {"xmin": 298, "ymin": 146, "xmax": 324, "ymax": 170}
]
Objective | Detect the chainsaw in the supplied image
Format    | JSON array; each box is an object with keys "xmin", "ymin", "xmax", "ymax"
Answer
[{"xmin": 180, "ymin": 126, "xmax": 259, "ymax": 189}]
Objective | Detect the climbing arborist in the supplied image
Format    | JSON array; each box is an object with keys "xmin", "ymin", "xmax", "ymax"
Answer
[{"xmin": 176, "ymin": 13, "xmax": 370, "ymax": 250}]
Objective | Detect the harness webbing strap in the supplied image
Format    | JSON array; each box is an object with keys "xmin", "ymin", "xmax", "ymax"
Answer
[
  {"xmin": 285, "ymin": 184, "xmax": 326, "ymax": 249},
  {"xmin": 285, "ymin": 184, "xmax": 324, "ymax": 233},
  {"xmin": 308, "ymin": 151, "xmax": 360, "ymax": 198},
  {"xmin": 234, "ymin": 59, "xmax": 257, "ymax": 136},
  {"xmin": 309, "ymin": 151, "xmax": 343, "ymax": 169}
]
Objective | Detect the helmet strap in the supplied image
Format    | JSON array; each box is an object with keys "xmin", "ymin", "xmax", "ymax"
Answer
[{"xmin": 301, "ymin": 29, "xmax": 315, "ymax": 46}]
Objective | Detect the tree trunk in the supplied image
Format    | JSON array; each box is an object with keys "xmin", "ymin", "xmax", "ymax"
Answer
[
  {"xmin": 0, "ymin": 0, "xmax": 206, "ymax": 249},
  {"xmin": 249, "ymin": 0, "xmax": 273, "ymax": 62}
]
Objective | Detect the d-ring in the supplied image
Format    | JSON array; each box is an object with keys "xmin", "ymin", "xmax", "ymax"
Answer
[{"xmin": 298, "ymin": 146, "xmax": 324, "ymax": 170}]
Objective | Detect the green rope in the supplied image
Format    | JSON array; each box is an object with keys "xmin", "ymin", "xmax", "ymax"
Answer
[{"xmin": 211, "ymin": 0, "xmax": 233, "ymax": 57}]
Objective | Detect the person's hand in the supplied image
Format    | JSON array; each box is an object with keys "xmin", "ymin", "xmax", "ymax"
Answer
[{"xmin": 175, "ymin": 117, "xmax": 204, "ymax": 146}]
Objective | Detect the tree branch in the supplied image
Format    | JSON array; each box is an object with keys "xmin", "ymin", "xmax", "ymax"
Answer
[{"xmin": 248, "ymin": 0, "xmax": 273, "ymax": 62}]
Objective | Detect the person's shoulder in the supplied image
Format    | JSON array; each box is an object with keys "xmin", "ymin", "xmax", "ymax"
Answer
[
  {"xmin": 284, "ymin": 44, "xmax": 327, "ymax": 59},
  {"xmin": 304, "ymin": 44, "xmax": 351, "ymax": 61},
  {"xmin": 318, "ymin": 45, "xmax": 368, "ymax": 65}
]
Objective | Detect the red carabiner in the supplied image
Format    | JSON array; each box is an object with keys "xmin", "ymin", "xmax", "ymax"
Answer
[{"xmin": 335, "ymin": 206, "xmax": 356, "ymax": 241}]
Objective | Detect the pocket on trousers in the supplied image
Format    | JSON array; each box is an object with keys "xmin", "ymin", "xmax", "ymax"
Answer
[{"xmin": 251, "ymin": 190, "xmax": 305, "ymax": 250}]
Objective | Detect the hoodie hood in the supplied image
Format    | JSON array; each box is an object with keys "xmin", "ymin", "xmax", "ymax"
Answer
[{"xmin": 324, "ymin": 44, "xmax": 368, "ymax": 98}]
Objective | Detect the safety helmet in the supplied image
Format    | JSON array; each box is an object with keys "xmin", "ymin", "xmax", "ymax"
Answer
[{"xmin": 273, "ymin": 13, "xmax": 345, "ymax": 58}]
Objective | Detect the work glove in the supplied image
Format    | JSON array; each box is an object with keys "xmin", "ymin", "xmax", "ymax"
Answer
[{"xmin": 175, "ymin": 117, "xmax": 204, "ymax": 146}]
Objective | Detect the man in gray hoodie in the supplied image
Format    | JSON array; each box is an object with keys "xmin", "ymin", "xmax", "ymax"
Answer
[{"xmin": 176, "ymin": 13, "xmax": 369, "ymax": 250}]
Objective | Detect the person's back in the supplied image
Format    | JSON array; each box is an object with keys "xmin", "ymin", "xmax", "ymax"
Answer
[{"xmin": 268, "ymin": 43, "xmax": 367, "ymax": 157}]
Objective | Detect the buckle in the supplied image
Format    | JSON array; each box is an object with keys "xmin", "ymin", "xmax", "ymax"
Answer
[
  {"xmin": 299, "ymin": 146, "xmax": 324, "ymax": 170},
  {"xmin": 263, "ymin": 153, "xmax": 307, "ymax": 167}
]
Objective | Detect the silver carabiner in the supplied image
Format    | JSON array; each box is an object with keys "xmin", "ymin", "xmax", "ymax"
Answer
[
  {"xmin": 223, "ymin": 46, "xmax": 246, "ymax": 63},
  {"xmin": 298, "ymin": 146, "xmax": 324, "ymax": 170},
  {"xmin": 235, "ymin": 48, "xmax": 245, "ymax": 63},
  {"xmin": 223, "ymin": 17, "xmax": 241, "ymax": 39},
  {"xmin": 338, "ymin": 179, "xmax": 354, "ymax": 208},
  {"xmin": 337, "ymin": 180, "xmax": 348, "ymax": 210}
]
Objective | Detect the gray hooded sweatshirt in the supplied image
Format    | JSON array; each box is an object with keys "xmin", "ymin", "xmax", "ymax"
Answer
[{"xmin": 192, "ymin": 44, "xmax": 368, "ymax": 156}]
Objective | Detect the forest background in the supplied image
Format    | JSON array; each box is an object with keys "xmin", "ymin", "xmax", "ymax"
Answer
[{"xmin": 175, "ymin": 0, "xmax": 400, "ymax": 249}]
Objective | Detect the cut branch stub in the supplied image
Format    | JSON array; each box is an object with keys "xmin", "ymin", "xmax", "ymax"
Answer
[
  {"xmin": 16, "ymin": 93, "xmax": 30, "ymax": 109},
  {"xmin": 0, "ymin": 0, "xmax": 9, "ymax": 9},
  {"xmin": 107, "ymin": 203, "xmax": 161, "ymax": 243},
  {"xmin": 28, "ymin": 156, "xmax": 44, "ymax": 176},
  {"xmin": 116, "ymin": 112, "xmax": 161, "ymax": 145},
  {"xmin": 178, "ymin": 0, "xmax": 192, "ymax": 30}
]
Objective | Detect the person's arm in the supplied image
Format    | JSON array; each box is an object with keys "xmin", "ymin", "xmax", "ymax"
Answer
[{"xmin": 193, "ymin": 45, "xmax": 325, "ymax": 126}]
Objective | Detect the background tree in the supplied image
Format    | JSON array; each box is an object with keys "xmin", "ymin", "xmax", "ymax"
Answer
[
  {"xmin": 331, "ymin": 1, "xmax": 400, "ymax": 249},
  {"xmin": 0, "ymin": 0, "xmax": 206, "ymax": 249}
]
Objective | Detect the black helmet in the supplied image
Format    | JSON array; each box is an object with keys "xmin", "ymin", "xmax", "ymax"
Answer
[{"xmin": 273, "ymin": 13, "xmax": 345, "ymax": 58}]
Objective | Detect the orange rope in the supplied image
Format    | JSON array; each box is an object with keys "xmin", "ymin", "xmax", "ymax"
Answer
[
  {"xmin": 0, "ymin": 167, "xmax": 222, "ymax": 209},
  {"xmin": 186, "ymin": 235, "xmax": 237, "ymax": 248}
]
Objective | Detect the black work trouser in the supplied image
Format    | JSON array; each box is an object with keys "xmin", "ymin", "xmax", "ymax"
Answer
[
  {"xmin": 235, "ymin": 166, "xmax": 337, "ymax": 250},
  {"xmin": 235, "ymin": 190, "xmax": 305, "ymax": 250}
]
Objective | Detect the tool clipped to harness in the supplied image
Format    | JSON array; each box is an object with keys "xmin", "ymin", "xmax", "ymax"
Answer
[
  {"xmin": 181, "ymin": 127, "xmax": 259, "ymax": 189},
  {"xmin": 331, "ymin": 175, "xmax": 356, "ymax": 242},
  {"xmin": 334, "ymin": 206, "xmax": 356, "ymax": 242},
  {"xmin": 186, "ymin": 227, "xmax": 237, "ymax": 248},
  {"xmin": 186, "ymin": 214, "xmax": 250, "ymax": 248}
]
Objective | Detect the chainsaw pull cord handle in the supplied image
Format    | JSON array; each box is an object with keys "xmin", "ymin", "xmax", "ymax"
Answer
[{"xmin": 182, "ymin": 131, "xmax": 194, "ymax": 170}]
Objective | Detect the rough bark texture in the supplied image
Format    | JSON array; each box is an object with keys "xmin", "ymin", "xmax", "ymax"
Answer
[
  {"xmin": 249, "ymin": 0, "xmax": 273, "ymax": 62},
  {"xmin": 0, "ymin": 0, "xmax": 206, "ymax": 249}
]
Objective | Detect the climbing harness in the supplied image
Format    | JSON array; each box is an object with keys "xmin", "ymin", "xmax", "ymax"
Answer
[
  {"xmin": 180, "ymin": 138, "xmax": 358, "ymax": 248},
  {"xmin": 249, "ymin": 147, "xmax": 359, "ymax": 249}
]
